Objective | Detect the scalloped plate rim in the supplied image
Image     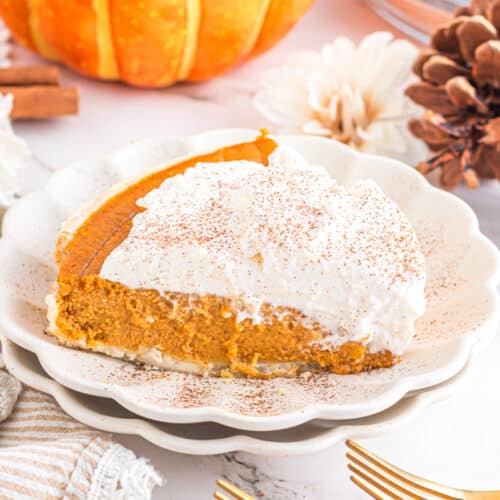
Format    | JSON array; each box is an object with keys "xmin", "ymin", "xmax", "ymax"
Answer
[{"xmin": 0, "ymin": 336, "xmax": 476, "ymax": 457}]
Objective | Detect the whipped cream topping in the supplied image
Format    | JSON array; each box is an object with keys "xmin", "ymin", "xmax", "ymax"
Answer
[{"xmin": 100, "ymin": 146, "xmax": 426, "ymax": 355}]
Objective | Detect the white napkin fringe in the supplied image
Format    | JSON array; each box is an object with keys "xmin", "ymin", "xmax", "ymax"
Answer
[{"xmin": 89, "ymin": 442, "xmax": 163, "ymax": 500}]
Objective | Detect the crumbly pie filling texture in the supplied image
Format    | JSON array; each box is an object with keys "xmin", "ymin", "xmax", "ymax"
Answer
[{"xmin": 47, "ymin": 134, "xmax": 426, "ymax": 378}]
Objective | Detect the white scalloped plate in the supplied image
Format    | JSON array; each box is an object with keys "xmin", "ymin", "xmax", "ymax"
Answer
[
  {"xmin": 0, "ymin": 129, "xmax": 499, "ymax": 432},
  {"xmin": 1, "ymin": 336, "xmax": 474, "ymax": 456}
]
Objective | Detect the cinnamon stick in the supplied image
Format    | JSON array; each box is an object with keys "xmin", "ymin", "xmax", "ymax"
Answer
[
  {"xmin": 0, "ymin": 86, "xmax": 79, "ymax": 119},
  {"xmin": 0, "ymin": 65, "xmax": 60, "ymax": 86}
]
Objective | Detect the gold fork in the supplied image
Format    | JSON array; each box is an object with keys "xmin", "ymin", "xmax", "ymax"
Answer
[
  {"xmin": 346, "ymin": 440, "xmax": 500, "ymax": 499},
  {"xmin": 214, "ymin": 479, "xmax": 255, "ymax": 500}
]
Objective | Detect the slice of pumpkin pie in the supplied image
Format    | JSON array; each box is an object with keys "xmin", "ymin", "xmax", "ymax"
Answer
[{"xmin": 47, "ymin": 134, "xmax": 426, "ymax": 378}]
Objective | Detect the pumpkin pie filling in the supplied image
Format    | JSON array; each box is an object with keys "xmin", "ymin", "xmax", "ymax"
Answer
[{"xmin": 47, "ymin": 134, "xmax": 426, "ymax": 378}]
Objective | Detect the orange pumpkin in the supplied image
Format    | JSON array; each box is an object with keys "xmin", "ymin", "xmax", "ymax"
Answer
[{"xmin": 0, "ymin": 0, "xmax": 313, "ymax": 87}]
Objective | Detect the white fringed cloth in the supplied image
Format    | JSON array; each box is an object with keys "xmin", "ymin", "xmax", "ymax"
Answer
[{"xmin": 0, "ymin": 356, "xmax": 162, "ymax": 499}]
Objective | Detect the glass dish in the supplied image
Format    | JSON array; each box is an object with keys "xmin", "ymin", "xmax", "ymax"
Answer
[{"xmin": 366, "ymin": 0, "xmax": 468, "ymax": 41}]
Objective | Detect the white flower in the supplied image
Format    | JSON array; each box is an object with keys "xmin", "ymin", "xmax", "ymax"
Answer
[
  {"xmin": 254, "ymin": 32, "xmax": 426, "ymax": 163},
  {"xmin": 0, "ymin": 19, "xmax": 26, "ymax": 206},
  {"xmin": 0, "ymin": 93, "xmax": 32, "ymax": 205}
]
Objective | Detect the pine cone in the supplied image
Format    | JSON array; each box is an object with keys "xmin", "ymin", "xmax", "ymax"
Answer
[{"xmin": 405, "ymin": 0, "xmax": 500, "ymax": 190}]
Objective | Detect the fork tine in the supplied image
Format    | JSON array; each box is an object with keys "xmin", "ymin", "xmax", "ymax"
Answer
[
  {"xmin": 347, "ymin": 453, "xmax": 426, "ymax": 500},
  {"xmin": 350, "ymin": 474, "xmax": 388, "ymax": 500},
  {"xmin": 348, "ymin": 463, "xmax": 404, "ymax": 500},
  {"xmin": 346, "ymin": 441, "xmax": 465, "ymax": 500},
  {"xmin": 215, "ymin": 479, "xmax": 255, "ymax": 500},
  {"xmin": 214, "ymin": 493, "xmax": 232, "ymax": 500}
]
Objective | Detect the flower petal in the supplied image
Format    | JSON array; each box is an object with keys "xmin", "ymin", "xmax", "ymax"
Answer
[
  {"xmin": 340, "ymin": 83, "xmax": 355, "ymax": 139},
  {"xmin": 302, "ymin": 120, "xmax": 331, "ymax": 136},
  {"xmin": 253, "ymin": 88, "xmax": 312, "ymax": 125},
  {"xmin": 351, "ymin": 32, "xmax": 394, "ymax": 89},
  {"xmin": 321, "ymin": 37, "xmax": 356, "ymax": 83},
  {"xmin": 369, "ymin": 39, "xmax": 419, "ymax": 98}
]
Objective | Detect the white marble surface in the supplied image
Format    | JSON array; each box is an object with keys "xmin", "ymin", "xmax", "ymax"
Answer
[{"xmin": 8, "ymin": 0, "xmax": 500, "ymax": 498}]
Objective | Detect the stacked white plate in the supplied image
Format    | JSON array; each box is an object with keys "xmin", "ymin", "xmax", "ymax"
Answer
[{"xmin": 1, "ymin": 130, "xmax": 499, "ymax": 456}]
